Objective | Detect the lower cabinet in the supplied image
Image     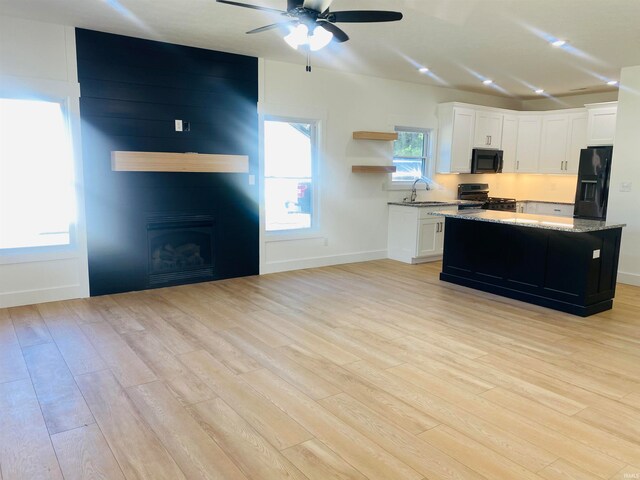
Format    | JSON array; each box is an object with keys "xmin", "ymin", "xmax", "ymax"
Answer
[
  {"xmin": 388, "ymin": 205, "xmax": 452, "ymax": 264},
  {"xmin": 523, "ymin": 201, "xmax": 574, "ymax": 217}
]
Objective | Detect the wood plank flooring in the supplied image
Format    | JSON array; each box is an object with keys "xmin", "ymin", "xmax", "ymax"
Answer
[{"xmin": 1, "ymin": 259, "xmax": 640, "ymax": 479}]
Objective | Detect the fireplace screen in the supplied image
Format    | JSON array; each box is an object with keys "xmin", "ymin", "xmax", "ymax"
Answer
[{"xmin": 147, "ymin": 215, "xmax": 214, "ymax": 286}]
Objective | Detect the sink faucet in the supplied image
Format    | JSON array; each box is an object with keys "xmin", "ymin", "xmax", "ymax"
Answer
[{"xmin": 405, "ymin": 177, "xmax": 431, "ymax": 202}]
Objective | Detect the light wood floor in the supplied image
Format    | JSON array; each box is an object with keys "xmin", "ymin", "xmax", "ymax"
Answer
[{"xmin": 2, "ymin": 260, "xmax": 640, "ymax": 480}]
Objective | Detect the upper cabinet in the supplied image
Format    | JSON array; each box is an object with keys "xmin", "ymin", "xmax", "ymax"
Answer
[
  {"xmin": 436, "ymin": 104, "xmax": 476, "ymax": 173},
  {"xmin": 515, "ymin": 115, "xmax": 543, "ymax": 173},
  {"xmin": 565, "ymin": 112, "xmax": 588, "ymax": 174},
  {"xmin": 473, "ymin": 111, "xmax": 503, "ymax": 148},
  {"xmin": 436, "ymin": 102, "xmax": 609, "ymax": 175},
  {"xmin": 586, "ymin": 102, "xmax": 617, "ymax": 146},
  {"xmin": 501, "ymin": 114, "xmax": 518, "ymax": 173},
  {"xmin": 538, "ymin": 114, "xmax": 569, "ymax": 174}
]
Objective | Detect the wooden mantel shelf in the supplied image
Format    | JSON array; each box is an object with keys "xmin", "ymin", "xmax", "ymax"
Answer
[
  {"xmin": 352, "ymin": 165, "xmax": 397, "ymax": 173},
  {"xmin": 352, "ymin": 131, "xmax": 398, "ymax": 141},
  {"xmin": 111, "ymin": 151, "xmax": 249, "ymax": 173}
]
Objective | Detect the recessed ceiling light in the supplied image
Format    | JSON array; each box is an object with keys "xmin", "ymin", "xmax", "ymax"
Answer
[
  {"xmin": 418, "ymin": 67, "xmax": 430, "ymax": 74},
  {"xmin": 534, "ymin": 89, "xmax": 544, "ymax": 94},
  {"xmin": 551, "ymin": 39, "xmax": 567, "ymax": 48},
  {"xmin": 482, "ymin": 79, "xmax": 493, "ymax": 85},
  {"xmin": 607, "ymin": 80, "xmax": 619, "ymax": 86}
]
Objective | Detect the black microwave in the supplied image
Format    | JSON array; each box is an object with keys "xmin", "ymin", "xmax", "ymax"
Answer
[{"xmin": 471, "ymin": 148, "xmax": 503, "ymax": 174}]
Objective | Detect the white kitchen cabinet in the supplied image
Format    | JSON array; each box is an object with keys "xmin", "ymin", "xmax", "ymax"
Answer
[
  {"xmin": 474, "ymin": 111, "xmax": 503, "ymax": 148},
  {"xmin": 586, "ymin": 102, "xmax": 617, "ymax": 146},
  {"xmin": 501, "ymin": 115, "xmax": 518, "ymax": 173},
  {"xmin": 515, "ymin": 115, "xmax": 542, "ymax": 173},
  {"xmin": 388, "ymin": 205, "xmax": 453, "ymax": 264},
  {"xmin": 565, "ymin": 112, "xmax": 588, "ymax": 174},
  {"xmin": 538, "ymin": 115, "xmax": 569, "ymax": 174},
  {"xmin": 437, "ymin": 104, "xmax": 475, "ymax": 173}
]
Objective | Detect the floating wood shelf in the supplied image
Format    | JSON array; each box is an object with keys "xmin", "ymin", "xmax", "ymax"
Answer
[
  {"xmin": 111, "ymin": 151, "xmax": 249, "ymax": 173},
  {"xmin": 352, "ymin": 165, "xmax": 397, "ymax": 173},
  {"xmin": 352, "ymin": 131, "xmax": 398, "ymax": 141}
]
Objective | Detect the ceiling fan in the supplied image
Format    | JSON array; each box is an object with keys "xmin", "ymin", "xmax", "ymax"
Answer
[{"xmin": 216, "ymin": 0, "xmax": 403, "ymax": 51}]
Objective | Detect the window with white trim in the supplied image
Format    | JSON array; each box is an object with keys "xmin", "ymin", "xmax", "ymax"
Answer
[
  {"xmin": 0, "ymin": 98, "xmax": 76, "ymax": 250},
  {"xmin": 264, "ymin": 118, "xmax": 317, "ymax": 232},
  {"xmin": 392, "ymin": 127, "xmax": 431, "ymax": 182}
]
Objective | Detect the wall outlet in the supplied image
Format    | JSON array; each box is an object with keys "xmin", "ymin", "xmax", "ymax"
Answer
[
  {"xmin": 593, "ymin": 249, "xmax": 601, "ymax": 259},
  {"xmin": 175, "ymin": 119, "xmax": 183, "ymax": 132},
  {"xmin": 620, "ymin": 182, "xmax": 632, "ymax": 192},
  {"xmin": 248, "ymin": 175, "xmax": 255, "ymax": 185}
]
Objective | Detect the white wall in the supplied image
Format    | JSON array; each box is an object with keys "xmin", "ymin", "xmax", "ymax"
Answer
[
  {"xmin": 522, "ymin": 91, "xmax": 618, "ymax": 111},
  {"xmin": 259, "ymin": 59, "xmax": 522, "ymax": 273},
  {"xmin": 0, "ymin": 16, "xmax": 89, "ymax": 307},
  {"xmin": 608, "ymin": 65, "xmax": 640, "ymax": 286}
]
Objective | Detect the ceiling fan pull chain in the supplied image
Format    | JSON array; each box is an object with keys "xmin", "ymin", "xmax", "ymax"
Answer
[{"xmin": 306, "ymin": 52, "xmax": 312, "ymax": 72}]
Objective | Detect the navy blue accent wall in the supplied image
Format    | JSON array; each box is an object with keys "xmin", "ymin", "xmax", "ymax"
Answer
[{"xmin": 76, "ymin": 29, "xmax": 259, "ymax": 296}]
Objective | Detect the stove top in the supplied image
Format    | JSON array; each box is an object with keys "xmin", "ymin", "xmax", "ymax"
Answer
[
  {"xmin": 485, "ymin": 197, "xmax": 517, "ymax": 211},
  {"xmin": 457, "ymin": 184, "xmax": 517, "ymax": 212}
]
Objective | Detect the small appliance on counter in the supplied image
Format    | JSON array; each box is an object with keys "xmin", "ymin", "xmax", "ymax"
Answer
[
  {"xmin": 471, "ymin": 149, "xmax": 503, "ymax": 174},
  {"xmin": 458, "ymin": 183, "xmax": 517, "ymax": 212},
  {"xmin": 573, "ymin": 146, "xmax": 613, "ymax": 220}
]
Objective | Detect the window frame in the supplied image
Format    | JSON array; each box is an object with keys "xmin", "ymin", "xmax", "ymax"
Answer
[
  {"xmin": 262, "ymin": 115, "xmax": 320, "ymax": 236},
  {"xmin": 0, "ymin": 95, "xmax": 79, "ymax": 256},
  {"xmin": 391, "ymin": 126, "xmax": 432, "ymax": 185}
]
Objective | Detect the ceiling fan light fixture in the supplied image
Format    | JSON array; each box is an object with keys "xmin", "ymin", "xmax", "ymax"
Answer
[
  {"xmin": 309, "ymin": 25, "xmax": 333, "ymax": 51},
  {"xmin": 284, "ymin": 23, "xmax": 309, "ymax": 49}
]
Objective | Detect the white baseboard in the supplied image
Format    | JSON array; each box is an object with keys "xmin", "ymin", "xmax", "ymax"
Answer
[
  {"xmin": 0, "ymin": 284, "xmax": 87, "ymax": 308},
  {"xmin": 261, "ymin": 250, "xmax": 387, "ymax": 274},
  {"xmin": 617, "ymin": 271, "xmax": 640, "ymax": 287}
]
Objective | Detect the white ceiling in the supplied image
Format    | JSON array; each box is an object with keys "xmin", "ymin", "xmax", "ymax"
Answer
[{"xmin": 1, "ymin": 0, "xmax": 639, "ymax": 99}]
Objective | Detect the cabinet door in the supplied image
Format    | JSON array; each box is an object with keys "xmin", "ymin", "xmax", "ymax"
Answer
[
  {"xmin": 501, "ymin": 115, "xmax": 518, "ymax": 173},
  {"xmin": 474, "ymin": 111, "xmax": 503, "ymax": 148},
  {"xmin": 515, "ymin": 116, "xmax": 542, "ymax": 173},
  {"xmin": 565, "ymin": 113, "xmax": 587, "ymax": 174},
  {"xmin": 539, "ymin": 115, "xmax": 569, "ymax": 174},
  {"xmin": 417, "ymin": 218, "xmax": 439, "ymax": 257},
  {"xmin": 587, "ymin": 106, "xmax": 617, "ymax": 146},
  {"xmin": 451, "ymin": 107, "xmax": 476, "ymax": 173}
]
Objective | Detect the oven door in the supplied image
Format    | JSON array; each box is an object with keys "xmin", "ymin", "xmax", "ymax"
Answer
[{"xmin": 471, "ymin": 149, "xmax": 503, "ymax": 173}]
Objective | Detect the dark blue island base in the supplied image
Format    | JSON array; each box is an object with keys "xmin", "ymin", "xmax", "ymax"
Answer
[{"xmin": 439, "ymin": 217, "xmax": 623, "ymax": 317}]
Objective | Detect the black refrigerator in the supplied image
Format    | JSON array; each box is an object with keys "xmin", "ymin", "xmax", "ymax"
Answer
[{"xmin": 573, "ymin": 146, "xmax": 613, "ymax": 220}]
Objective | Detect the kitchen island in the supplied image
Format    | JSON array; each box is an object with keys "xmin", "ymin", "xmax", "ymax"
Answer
[{"xmin": 430, "ymin": 210, "xmax": 626, "ymax": 316}]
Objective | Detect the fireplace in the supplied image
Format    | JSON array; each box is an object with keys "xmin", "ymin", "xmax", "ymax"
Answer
[{"xmin": 147, "ymin": 214, "xmax": 215, "ymax": 286}]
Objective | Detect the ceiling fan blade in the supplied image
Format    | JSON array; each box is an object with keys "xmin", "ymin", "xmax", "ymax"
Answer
[
  {"xmin": 216, "ymin": 0, "xmax": 286, "ymax": 15},
  {"xmin": 317, "ymin": 22, "xmax": 349, "ymax": 43},
  {"xmin": 287, "ymin": 0, "xmax": 303, "ymax": 10},
  {"xmin": 246, "ymin": 22, "xmax": 294, "ymax": 34},
  {"xmin": 329, "ymin": 10, "xmax": 403, "ymax": 23},
  {"xmin": 303, "ymin": 0, "xmax": 333, "ymax": 13}
]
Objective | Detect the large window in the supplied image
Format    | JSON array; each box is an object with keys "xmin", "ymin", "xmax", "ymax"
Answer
[
  {"xmin": 392, "ymin": 127, "xmax": 430, "ymax": 182},
  {"xmin": 0, "ymin": 98, "xmax": 76, "ymax": 250},
  {"xmin": 264, "ymin": 119, "xmax": 316, "ymax": 232}
]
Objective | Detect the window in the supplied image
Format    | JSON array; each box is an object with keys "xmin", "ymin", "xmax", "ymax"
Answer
[
  {"xmin": 0, "ymin": 98, "xmax": 76, "ymax": 250},
  {"xmin": 264, "ymin": 119, "xmax": 317, "ymax": 232},
  {"xmin": 392, "ymin": 127, "xmax": 430, "ymax": 182}
]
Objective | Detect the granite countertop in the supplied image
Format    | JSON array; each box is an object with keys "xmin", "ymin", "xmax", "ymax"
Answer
[
  {"xmin": 518, "ymin": 199, "xmax": 575, "ymax": 205},
  {"xmin": 428, "ymin": 209, "xmax": 626, "ymax": 233},
  {"xmin": 388, "ymin": 200, "xmax": 484, "ymax": 208}
]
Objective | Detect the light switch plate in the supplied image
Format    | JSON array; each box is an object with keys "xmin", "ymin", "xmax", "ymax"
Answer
[
  {"xmin": 620, "ymin": 182, "xmax": 632, "ymax": 192},
  {"xmin": 175, "ymin": 119, "xmax": 183, "ymax": 132},
  {"xmin": 248, "ymin": 174, "xmax": 255, "ymax": 185},
  {"xmin": 593, "ymin": 249, "xmax": 601, "ymax": 259}
]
